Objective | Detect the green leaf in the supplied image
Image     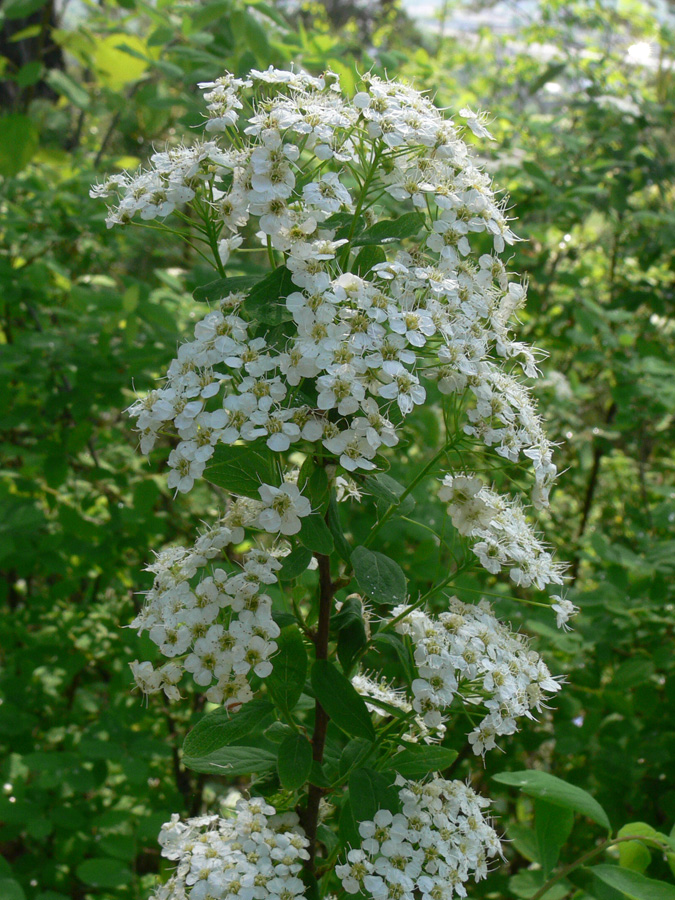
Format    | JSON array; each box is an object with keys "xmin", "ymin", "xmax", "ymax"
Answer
[
  {"xmin": 98, "ymin": 834, "xmax": 136, "ymax": 862},
  {"xmin": 316, "ymin": 823, "xmax": 339, "ymax": 856},
  {"xmin": 372, "ymin": 633, "xmax": 415, "ymax": 687},
  {"xmin": 364, "ymin": 473, "xmax": 416, "ymax": 515},
  {"xmin": 310, "ymin": 761, "xmax": 331, "ymax": 788},
  {"xmin": 352, "ymin": 212, "xmax": 423, "ymax": 246},
  {"xmin": 333, "ymin": 596, "xmax": 368, "ymax": 673},
  {"xmin": 7, "ymin": 24, "xmax": 41, "ymax": 41},
  {"xmin": 243, "ymin": 7, "xmax": 272, "ymax": 59},
  {"xmin": 383, "ymin": 745, "xmax": 458, "ymax": 778},
  {"xmin": 339, "ymin": 796, "xmax": 361, "ymax": 848},
  {"xmin": 348, "ymin": 768, "xmax": 400, "ymax": 822},
  {"xmin": 277, "ymin": 733, "xmax": 313, "ymax": 791},
  {"xmin": 338, "ymin": 626, "xmax": 368, "ymax": 677},
  {"xmin": 0, "ymin": 115, "xmax": 39, "ymax": 177},
  {"xmin": 493, "ymin": 770, "xmax": 611, "ymax": 831},
  {"xmin": 75, "ymin": 859, "xmax": 132, "ymax": 888},
  {"xmin": 183, "ymin": 746, "xmax": 277, "ymax": 776},
  {"xmin": 353, "ymin": 244, "xmax": 387, "ymax": 277},
  {"xmin": 305, "ymin": 467, "xmax": 330, "ymax": 515},
  {"xmin": 267, "ymin": 627, "xmax": 308, "ymax": 718},
  {"xmin": 618, "ymin": 822, "xmax": 667, "ymax": 873},
  {"xmin": 351, "ymin": 546, "xmax": 407, "ymax": 606},
  {"xmin": 2, "ymin": 0, "xmax": 47, "ymax": 19},
  {"xmin": 243, "ymin": 265, "xmax": 295, "ymax": 324},
  {"xmin": 332, "ymin": 595, "xmax": 366, "ymax": 632},
  {"xmin": 0, "ymin": 880, "xmax": 26, "ymax": 900},
  {"xmin": 45, "ymin": 70, "xmax": 90, "ymax": 109},
  {"xmin": 338, "ymin": 738, "xmax": 375, "ymax": 779},
  {"xmin": 619, "ymin": 840, "xmax": 653, "ymax": 875},
  {"xmin": 183, "ymin": 700, "xmax": 274, "ymax": 757},
  {"xmin": 206, "ymin": 441, "xmax": 278, "ymax": 498},
  {"xmin": 298, "ymin": 514, "xmax": 334, "ymax": 555},
  {"xmin": 327, "ymin": 494, "xmax": 352, "ymax": 562},
  {"xmin": 322, "ymin": 211, "xmax": 362, "ymax": 238},
  {"xmin": 278, "ymin": 545, "xmax": 313, "ymax": 581},
  {"xmin": 311, "ymin": 659, "xmax": 375, "ymax": 741},
  {"xmin": 610, "ymin": 658, "xmax": 655, "ymax": 690},
  {"xmin": 264, "ymin": 721, "xmax": 294, "ymax": 744},
  {"xmin": 508, "ymin": 870, "xmax": 569, "ymax": 900},
  {"xmin": 592, "ymin": 865, "xmax": 675, "ymax": 900},
  {"xmin": 535, "ymin": 799, "xmax": 574, "ymax": 878},
  {"xmin": 15, "ymin": 61, "xmax": 42, "ymax": 87},
  {"xmin": 506, "ymin": 824, "xmax": 539, "ymax": 864},
  {"xmin": 193, "ymin": 275, "xmax": 258, "ymax": 303}
]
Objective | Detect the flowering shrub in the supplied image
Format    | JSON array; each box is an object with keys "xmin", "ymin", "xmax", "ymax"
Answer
[{"xmin": 92, "ymin": 65, "xmax": 574, "ymax": 900}]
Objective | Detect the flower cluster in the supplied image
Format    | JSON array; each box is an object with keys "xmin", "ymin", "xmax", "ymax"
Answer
[
  {"xmin": 90, "ymin": 142, "xmax": 228, "ymax": 225},
  {"xmin": 95, "ymin": 65, "xmax": 556, "ymax": 510},
  {"xmin": 351, "ymin": 672, "xmax": 446, "ymax": 744},
  {"xmin": 151, "ymin": 797, "xmax": 310, "ymax": 900},
  {"xmin": 129, "ymin": 507, "xmax": 287, "ymax": 705},
  {"xmin": 439, "ymin": 474, "xmax": 567, "ymax": 592},
  {"xmin": 393, "ymin": 598, "xmax": 562, "ymax": 755},
  {"xmin": 337, "ymin": 775, "xmax": 501, "ymax": 900}
]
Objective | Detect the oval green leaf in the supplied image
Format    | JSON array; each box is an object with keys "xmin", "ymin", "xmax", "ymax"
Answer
[
  {"xmin": 267, "ymin": 627, "xmax": 308, "ymax": 718},
  {"xmin": 348, "ymin": 767, "xmax": 400, "ymax": 822},
  {"xmin": 593, "ymin": 865, "xmax": 675, "ymax": 900},
  {"xmin": 535, "ymin": 799, "xmax": 574, "ymax": 878},
  {"xmin": 182, "ymin": 746, "xmax": 277, "ymax": 776},
  {"xmin": 243, "ymin": 265, "xmax": 295, "ymax": 324},
  {"xmin": 206, "ymin": 441, "xmax": 278, "ymax": 498},
  {"xmin": 383, "ymin": 745, "xmax": 458, "ymax": 778},
  {"xmin": 183, "ymin": 700, "xmax": 274, "ymax": 758},
  {"xmin": 298, "ymin": 514, "xmax": 334, "ymax": 555},
  {"xmin": 351, "ymin": 545, "xmax": 407, "ymax": 605},
  {"xmin": 193, "ymin": 275, "xmax": 258, "ymax": 303},
  {"xmin": 311, "ymin": 659, "xmax": 375, "ymax": 741},
  {"xmin": 352, "ymin": 212, "xmax": 422, "ymax": 246},
  {"xmin": 0, "ymin": 880, "xmax": 26, "ymax": 900},
  {"xmin": 278, "ymin": 545, "xmax": 313, "ymax": 581},
  {"xmin": 493, "ymin": 770, "xmax": 611, "ymax": 831},
  {"xmin": 277, "ymin": 733, "xmax": 313, "ymax": 791},
  {"xmin": 0, "ymin": 114, "xmax": 39, "ymax": 177},
  {"xmin": 76, "ymin": 859, "xmax": 132, "ymax": 888}
]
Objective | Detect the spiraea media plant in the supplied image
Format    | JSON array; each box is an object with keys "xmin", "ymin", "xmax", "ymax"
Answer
[{"xmin": 92, "ymin": 65, "xmax": 574, "ymax": 900}]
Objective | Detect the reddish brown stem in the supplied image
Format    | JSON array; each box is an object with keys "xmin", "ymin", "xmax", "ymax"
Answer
[{"xmin": 303, "ymin": 553, "xmax": 335, "ymax": 870}]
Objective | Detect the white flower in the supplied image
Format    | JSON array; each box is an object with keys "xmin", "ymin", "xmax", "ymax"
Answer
[
  {"xmin": 130, "ymin": 659, "xmax": 162, "ymax": 695},
  {"xmin": 257, "ymin": 482, "xmax": 311, "ymax": 536},
  {"xmin": 323, "ymin": 427, "xmax": 377, "ymax": 471},
  {"xmin": 317, "ymin": 369, "xmax": 365, "ymax": 415},
  {"xmin": 459, "ymin": 106, "xmax": 494, "ymax": 140},
  {"xmin": 303, "ymin": 171, "xmax": 353, "ymax": 213},
  {"xmin": 242, "ymin": 408, "xmax": 301, "ymax": 451},
  {"xmin": 551, "ymin": 594, "xmax": 578, "ymax": 630},
  {"xmin": 217, "ymin": 233, "xmax": 243, "ymax": 265},
  {"xmin": 232, "ymin": 634, "xmax": 277, "ymax": 678},
  {"xmin": 166, "ymin": 444, "xmax": 206, "ymax": 494},
  {"xmin": 378, "ymin": 361, "xmax": 426, "ymax": 415}
]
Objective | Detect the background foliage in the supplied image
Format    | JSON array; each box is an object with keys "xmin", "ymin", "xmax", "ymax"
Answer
[{"xmin": 1, "ymin": 0, "xmax": 674, "ymax": 898}]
